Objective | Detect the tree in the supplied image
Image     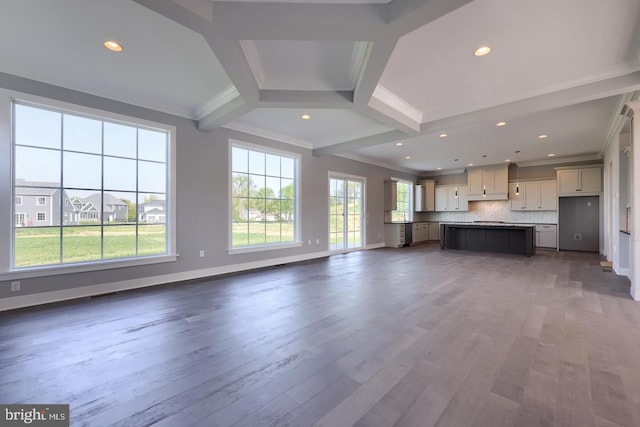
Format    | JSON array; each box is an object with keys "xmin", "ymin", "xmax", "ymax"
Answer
[{"xmin": 121, "ymin": 199, "xmax": 137, "ymax": 223}]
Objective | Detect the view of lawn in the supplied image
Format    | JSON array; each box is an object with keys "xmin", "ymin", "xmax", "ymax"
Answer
[
  {"xmin": 232, "ymin": 222, "xmax": 294, "ymax": 247},
  {"xmin": 14, "ymin": 224, "xmax": 166, "ymax": 267}
]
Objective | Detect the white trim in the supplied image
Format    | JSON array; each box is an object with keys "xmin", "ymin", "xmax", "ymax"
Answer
[
  {"xmin": 349, "ymin": 42, "xmax": 369, "ymax": 89},
  {"xmin": 516, "ymin": 154, "xmax": 602, "ymax": 168},
  {"xmin": 600, "ymin": 92, "xmax": 635, "ymax": 156},
  {"xmin": 615, "ymin": 266, "xmax": 631, "ymax": 278},
  {"xmin": 365, "ymin": 242, "xmax": 385, "ymax": 250},
  {"xmin": 223, "ymin": 122, "xmax": 313, "ymax": 149},
  {"xmin": 194, "ymin": 85, "xmax": 240, "ymax": 120},
  {"xmin": 0, "ymin": 251, "xmax": 329, "ymax": 312},
  {"xmin": 239, "ymin": 40, "xmax": 266, "ymax": 88},
  {"xmin": 335, "ymin": 152, "xmax": 419, "ymax": 175},
  {"xmin": 371, "ymin": 84, "xmax": 423, "ymax": 124}
]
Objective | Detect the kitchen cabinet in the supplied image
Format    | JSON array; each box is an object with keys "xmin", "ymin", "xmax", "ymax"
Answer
[
  {"xmin": 435, "ymin": 185, "xmax": 468, "ymax": 211},
  {"xmin": 384, "ymin": 223, "xmax": 406, "ymax": 248},
  {"xmin": 509, "ymin": 180, "xmax": 557, "ymax": 211},
  {"xmin": 468, "ymin": 165, "xmax": 508, "ymax": 201},
  {"xmin": 384, "ymin": 180, "xmax": 397, "ymax": 210},
  {"xmin": 556, "ymin": 166, "xmax": 601, "ymax": 195},
  {"xmin": 415, "ymin": 180, "xmax": 435, "ymax": 212},
  {"xmin": 411, "ymin": 222, "xmax": 440, "ymax": 244},
  {"xmin": 536, "ymin": 224, "xmax": 557, "ymax": 248}
]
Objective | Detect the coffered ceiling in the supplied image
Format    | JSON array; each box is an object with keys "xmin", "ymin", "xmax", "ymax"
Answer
[{"xmin": 1, "ymin": 0, "xmax": 640, "ymax": 174}]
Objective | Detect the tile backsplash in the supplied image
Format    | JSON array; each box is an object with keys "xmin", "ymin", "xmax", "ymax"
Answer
[{"xmin": 416, "ymin": 200, "xmax": 557, "ymax": 224}]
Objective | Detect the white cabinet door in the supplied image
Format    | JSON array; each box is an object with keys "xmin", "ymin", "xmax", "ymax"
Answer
[
  {"xmin": 509, "ymin": 182, "xmax": 524, "ymax": 210},
  {"xmin": 456, "ymin": 186, "xmax": 469, "ymax": 211},
  {"xmin": 468, "ymin": 169, "xmax": 483, "ymax": 197},
  {"xmin": 435, "ymin": 186, "xmax": 449, "ymax": 211},
  {"xmin": 421, "ymin": 180, "xmax": 435, "ymax": 211},
  {"xmin": 523, "ymin": 181, "xmax": 539, "ymax": 210},
  {"xmin": 580, "ymin": 168, "xmax": 601, "ymax": 193},
  {"xmin": 557, "ymin": 170, "xmax": 579, "ymax": 194},
  {"xmin": 414, "ymin": 185, "xmax": 423, "ymax": 212},
  {"xmin": 428, "ymin": 222, "xmax": 440, "ymax": 241},
  {"xmin": 384, "ymin": 180, "xmax": 397, "ymax": 210},
  {"xmin": 539, "ymin": 180, "xmax": 557, "ymax": 210},
  {"xmin": 481, "ymin": 168, "xmax": 495, "ymax": 194},
  {"xmin": 493, "ymin": 166, "xmax": 509, "ymax": 195},
  {"xmin": 536, "ymin": 224, "xmax": 557, "ymax": 248}
]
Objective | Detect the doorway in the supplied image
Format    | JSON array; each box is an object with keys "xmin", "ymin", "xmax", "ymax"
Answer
[{"xmin": 329, "ymin": 175, "xmax": 365, "ymax": 252}]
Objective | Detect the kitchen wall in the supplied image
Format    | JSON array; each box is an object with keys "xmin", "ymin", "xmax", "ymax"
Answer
[{"xmin": 416, "ymin": 200, "xmax": 557, "ymax": 224}]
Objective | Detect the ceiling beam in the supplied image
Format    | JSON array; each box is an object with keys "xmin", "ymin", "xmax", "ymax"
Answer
[
  {"xmin": 353, "ymin": 39, "xmax": 398, "ymax": 106},
  {"xmin": 210, "ymin": 2, "xmax": 388, "ymax": 41},
  {"xmin": 258, "ymin": 90, "xmax": 353, "ymax": 108},
  {"xmin": 313, "ymin": 130, "xmax": 407, "ymax": 156},
  {"xmin": 387, "ymin": 0, "xmax": 474, "ymax": 36}
]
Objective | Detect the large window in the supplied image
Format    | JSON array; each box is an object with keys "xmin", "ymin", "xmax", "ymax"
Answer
[
  {"xmin": 391, "ymin": 179, "xmax": 412, "ymax": 222},
  {"xmin": 230, "ymin": 142, "xmax": 299, "ymax": 250},
  {"xmin": 12, "ymin": 101, "xmax": 173, "ymax": 269}
]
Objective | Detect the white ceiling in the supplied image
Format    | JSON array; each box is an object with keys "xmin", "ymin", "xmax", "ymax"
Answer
[{"xmin": 1, "ymin": 0, "xmax": 640, "ymax": 175}]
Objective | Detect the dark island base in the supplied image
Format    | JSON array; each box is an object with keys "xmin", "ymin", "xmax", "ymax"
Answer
[{"xmin": 440, "ymin": 223, "xmax": 536, "ymax": 256}]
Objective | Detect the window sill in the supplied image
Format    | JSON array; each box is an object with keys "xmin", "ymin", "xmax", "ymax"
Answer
[
  {"xmin": 227, "ymin": 242, "xmax": 302, "ymax": 255},
  {"xmin": 1, "ymin": 254, "xmax": 178, "ymax": 281}
]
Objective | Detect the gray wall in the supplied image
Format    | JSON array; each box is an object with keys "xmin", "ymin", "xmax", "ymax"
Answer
[{"xmin": 0, "ymin": 73, "xmax": 417, "ymax": 302}]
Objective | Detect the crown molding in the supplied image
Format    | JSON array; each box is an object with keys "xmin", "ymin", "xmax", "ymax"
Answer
[
  {"xmin": 515, "ymin": 154, "xmax": 602, "ymax": 168},
  {"xmin": 600, "ymin": 92, "xmax": 637, "ymax": 156},
  {"xmin": 371, "ymin": 84, "xmax": 423, "ymax": 124},
  {"xmin": 194, "ymin": 85, "xmax": 240, "ymax": 120},
  {"xmin": 349, "ymin": 41, "xmax": 369, "ymax": 89},
  {"xmin": 335, "ymin": 152, "xmax": 419, "ymax": 175},
  {"xmin": 420, "ymin": 168, "xmax": 466, "ymax": 177},
  {"xmin": 223, "ymin": 122, "xmax": 313, "ymax": 149},
  {"xmin": 239, "ymin": 40, "xmax": 266, "ymax": 88}
]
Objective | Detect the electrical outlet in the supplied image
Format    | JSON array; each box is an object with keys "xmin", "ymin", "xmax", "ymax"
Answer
[
  {"xmin": 11, "ymin": 281, "xmax": 20, "ymax": 292},
  {"xmin": 199, "ymin": 250, "xmax": 205, "ymax": 258}
]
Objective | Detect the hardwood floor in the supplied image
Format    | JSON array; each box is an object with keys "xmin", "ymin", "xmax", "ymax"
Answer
[{"xmin": 1, "ymin": 244, "xmax": 639, "ymax": 426}]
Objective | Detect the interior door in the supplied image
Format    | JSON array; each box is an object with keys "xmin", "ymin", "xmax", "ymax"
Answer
[{"xmin": 329, "ymin": 177, "xmax": 364, "ymax": 251}]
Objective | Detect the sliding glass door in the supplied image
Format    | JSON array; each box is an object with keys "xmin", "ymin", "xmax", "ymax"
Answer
[{"xmin": 329, "ymin": 175, "xmax": 364, "ymax": 252}]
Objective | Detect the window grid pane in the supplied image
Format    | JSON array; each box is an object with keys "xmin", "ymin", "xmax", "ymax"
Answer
[
  {"xmin": 231, "ymin": 144, "xmax": 297, "ymax": 248},
  {"xmin": 12, "ymin": 101, "xmax": 170, "ymax": 269}
]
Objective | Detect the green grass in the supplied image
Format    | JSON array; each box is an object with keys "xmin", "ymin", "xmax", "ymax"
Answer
[
  {"xmin": 232, "ymin": 222, "xmax": 294, "ymax": 247},
  {"xmin": 14, "ymin": 225, "xmax": 166, "ymax": 267}
]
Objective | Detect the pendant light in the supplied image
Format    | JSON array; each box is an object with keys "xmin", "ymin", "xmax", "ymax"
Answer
[
  {"xmin": 483, "ymin": 185, "xmax": 486, "ymax": 197},
  {"xmin": 454, "ymin": 171, "xmax": 459, "ymax": 198},
  {"xmin": 515, "ymin": 163, "xmax": 520, "ymax": 196}
]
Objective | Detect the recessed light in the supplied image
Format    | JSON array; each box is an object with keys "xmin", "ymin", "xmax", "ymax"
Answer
[
  {"xmin": 395, "ymin": 142, "xmax": 403, "ymax": 146},
  {"xmin": 437, "ymin": 167, "xmax": 442, "ymax": 170},
  {"xmin": 548, "ymin": 153, "xmax": 555, "ymax": 157},
  {"xmin": 104, "ymin": 40, "xmax": 123, "ymax": 52},
  {"xmin": 538, "ymin": 134, "xmax": 548, "ymax": 139},
  {"xmin": 474, "ymin": 46, "xmax": 491, "ymax": 57},
  {"xmin": 505, "ymin": 159, "xmax": 511, "ymax": 162},
  {"xmin": 439, "ymin": 133, "xmax": 448, "ymax": 138},
  {"xmin": 301, "ymin": 114, "xmax": 311, "ymax": 120},
  {"xmin": 496, "ymin": 121, "xmax": 507, "ymax": 127},
  {"xmin": 468, "ymin": 163, "xmax": 473, "ymax": 166},
  {"xmin": 405, "ymin": 156, "xmax": 412, "ymax": 160}
]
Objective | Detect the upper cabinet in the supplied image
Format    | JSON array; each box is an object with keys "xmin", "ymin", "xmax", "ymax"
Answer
[
  {"xmin": 435, "ymin": 185, "xmax": 468, "ymax": 211},
  {"xmin": 415, "ymin": 180, "xmax": 435, "ymax": 212},
  {"xmin": 556, "ymin": 166, "xmax": 602, "ymax": 196},
  {"xmin": 468, "ymin": 165, "xmax": 509, "ymax": 201},
  {"xmin": 384, "ymin": 180, "xmax": 397, "ymax": 211},
  {"xmin": 509, "ymin": 180, "xmax": 557, "ymax": 211}
]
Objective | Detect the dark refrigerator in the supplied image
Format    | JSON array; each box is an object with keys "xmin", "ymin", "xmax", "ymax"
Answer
[{"xmin": 558, "ymin": 196, "xmax": 599, "ymax": 252}]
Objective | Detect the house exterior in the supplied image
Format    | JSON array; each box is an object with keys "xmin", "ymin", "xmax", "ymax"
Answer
[
  {"xmin": 15, "ymin": 181, "xmax": 128, "ymax": 226},
  {"xmin": 14, "ymin": 182, "xmax": 75, "ymax": 227},
  {"xmin": 138, "ymin": 199, "xmax": 166, "ymax": 224}
]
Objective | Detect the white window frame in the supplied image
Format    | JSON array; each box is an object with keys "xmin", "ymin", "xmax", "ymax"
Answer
[
  {"xmin": 227, "ymin": 139, "xmax": 301, "ymax": 254},
  {"xmin": 390, "ymin": 177, "xmax": 413, "ymax": 223},
  {"xmin": 0, "ymin": 88, "xmax": 177, "ymax": 280},
  {"xmin": 36, "ymin": 197, "xmax": 46, "ymax": 205}
]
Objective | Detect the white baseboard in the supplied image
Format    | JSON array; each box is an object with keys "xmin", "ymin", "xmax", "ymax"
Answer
[
  {"xmin": 614, "ymin": 266, "xmax": 631, "ymax": 278},
  {"xmin": 365, "ymin": 242, "xmax": 385, "ymax": 250},
  {"xmin": 0, "ymin": 250, "xmax": 331, "ymax": 312}
]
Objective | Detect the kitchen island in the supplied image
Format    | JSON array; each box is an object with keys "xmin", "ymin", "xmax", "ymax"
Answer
[{"xmin": 440, "ymin": 222, "xmax": 536, "ymax": 256}]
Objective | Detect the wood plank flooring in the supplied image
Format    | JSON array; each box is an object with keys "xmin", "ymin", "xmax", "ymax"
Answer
[{"xmin": 1, "ymin": 244, "xmax": 639, "ymax": 426}]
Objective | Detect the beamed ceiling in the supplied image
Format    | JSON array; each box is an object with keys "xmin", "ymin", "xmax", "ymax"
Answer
[{"xmin": 1, "ymin": 0, "xmax": 640, "ymax": 174}]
